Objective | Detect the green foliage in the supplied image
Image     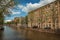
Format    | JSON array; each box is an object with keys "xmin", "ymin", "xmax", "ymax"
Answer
[
  {"xmin": 0, "ymin": 13, "xmax": 4, "ymax": 24},
  {"xmin": 14, "ymin": 0, "xmax": 19, "ymax": 5},
  {"xmin": 0, "ymin": 0, "xmax": 16, "ymax": 25},
  {"xmin": 25, "ymin": 16, "xmax": 28, "ymax": 24}
]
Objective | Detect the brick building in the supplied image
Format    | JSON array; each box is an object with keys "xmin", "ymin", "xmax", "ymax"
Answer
[{"xmin": 28, "ymin": 0, "xmax": 60, "ymax": 30}]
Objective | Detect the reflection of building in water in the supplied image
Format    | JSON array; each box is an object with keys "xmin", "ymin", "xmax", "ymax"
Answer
[
  {"xmin": 0, "ymin": 31, "xmax": 4, "ymax": 40},
  {"xmin": 28, "ymin": 0, "xmax": 60, "ymax": 30}
]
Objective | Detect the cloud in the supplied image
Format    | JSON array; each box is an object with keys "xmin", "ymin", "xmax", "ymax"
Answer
[
  {"xmin": 4, "ymin": 20, "xmax": 12, "ymax": 23},
  {"xmin": 11, "ymin": 11, "xmax": 21, "ymax": 15},
  {"xmin": 8, "ymin": 8, "xmax": 21, "ymax": 15},
  {"xmin": 17, "ymin": 0, "xmax": 56, "ymax": 13}
]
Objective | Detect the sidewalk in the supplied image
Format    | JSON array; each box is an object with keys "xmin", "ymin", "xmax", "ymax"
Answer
[
  {"xmin": 8, "ymin": 24, "xmax": 60, "ymax": 34},
  {"xmin": 25, "ymin": 27, "xmax": 55, "ymax": 34}
]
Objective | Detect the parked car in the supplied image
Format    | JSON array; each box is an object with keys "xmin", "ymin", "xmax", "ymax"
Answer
[
  {"xmin": 32, "ymin": 26, "xmax": 38, "ymax": 29},
  {"xmin": 44, "ymin": 27, "xmax": 51, "ymax": 29}
]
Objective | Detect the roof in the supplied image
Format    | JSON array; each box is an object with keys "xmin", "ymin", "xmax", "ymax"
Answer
[{"xmin": 28, "ymin": 0, "xmax": 57, "ymax": 13}]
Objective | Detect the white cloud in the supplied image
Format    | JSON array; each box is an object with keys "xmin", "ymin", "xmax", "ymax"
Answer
[
  {"xmin": 11, "ymin": 11, "xmax": 21, "ymax": 15},
  {"xmin": 4, "ymin": 20, "xmax": 12, "ymax": 23},
  {"xmin": 18, "ymin": 4, "xmax": 24, "ymax": 9},
  {"xmin": 18, "ymin": 0, "xmax": 56, "ymax": 13},
  {"xmin": 8, "ymin": 8, "xmax": 21, "ymax": 15}
]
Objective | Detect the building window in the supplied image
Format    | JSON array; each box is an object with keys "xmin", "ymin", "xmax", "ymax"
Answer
[
  {"xmin": 49, "ymin": 24, "xmax": 51, "ymax": 27},
  {"xmin": 49, "ymin": 21, "xmax": 51, "ymax": 23},
  {"xmin": 59, "ymin": 1, "xmax": 60, "ymax": 4},
  {"xmin": 55, "ymin": 19, "xmax": 58, "ymax": 23},
  {"xmin": 55, "ymin": 2, "xmax": 57, "ymax": 5},
  {"xmin": 48, "ymin": 5, "xmax": 50, "ymax": 7}
]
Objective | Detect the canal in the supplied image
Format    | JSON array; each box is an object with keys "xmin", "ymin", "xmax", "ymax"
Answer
[{"xmin": 0, "ymin": 26, "xmax": 60, "ymax": 40}]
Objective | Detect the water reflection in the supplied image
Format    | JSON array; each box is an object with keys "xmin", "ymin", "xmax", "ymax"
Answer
[
  {"xmin": 0, "ymin": 26, "xmax": 60, "ymax": 40},
  {"xmin": 0, "ymin": 31, "xmax": 4, "ymax": 40},
  {"xmin": 15, "ymin": 28, "xmax": 60, "ymax": 40}
]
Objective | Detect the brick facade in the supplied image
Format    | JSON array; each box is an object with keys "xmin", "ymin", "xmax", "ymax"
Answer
[{"xmin": 28, "ymin": 0, "xmax": 60, "ymax": 30}]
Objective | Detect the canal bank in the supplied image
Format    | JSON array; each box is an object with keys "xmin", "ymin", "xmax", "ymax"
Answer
[
  {"xmin": 7, "ymin": 26, "xmax": 60, "ymax": 40},
  {"xmin": 9, "ymin": 24, "xmax": 60, "ymax": 34},
  {"xmin": 23, "ymin": 28, "xmax": 60, "ymax": 34}
]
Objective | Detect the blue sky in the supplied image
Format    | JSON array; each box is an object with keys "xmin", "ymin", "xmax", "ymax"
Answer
[{"xmin": 5, "ymin": 0, "xmax": 55, "ymax": 22}]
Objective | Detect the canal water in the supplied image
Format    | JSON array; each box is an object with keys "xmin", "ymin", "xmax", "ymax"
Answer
[{"xmin": 0, "ymin": 26, "xmax": 60, "ymax": 40}]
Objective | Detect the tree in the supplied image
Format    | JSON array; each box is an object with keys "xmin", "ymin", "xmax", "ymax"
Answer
[
  {"xmin": 0, "ymin": 0, "xmax": 15, "ymax": 30},
  {"xmin": 38, "ymin": 18, "xmax": 42, "ymax": 29},
  {"xmin": 25, "ymin": 16, "xmax": 28, "ymax": 28},
  {"xmin": 30, "ymin": 12, "xmax": 34, "ymax": 27},
  {"xmin": 39, "ymin": 9, "xmax": 43, "ymax": 29}
]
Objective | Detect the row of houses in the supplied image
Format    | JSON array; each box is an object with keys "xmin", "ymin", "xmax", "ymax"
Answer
[
  {"xmin": 12, "ymin": 0, "xmax": 60, "ymax": 30},
  {"xmin": 13, "ymin": 16, "xmax": 28, "ymax": 27},
  {"xmin": 28, "ymin": 0, "xmax": 60, "ymax": 30}
]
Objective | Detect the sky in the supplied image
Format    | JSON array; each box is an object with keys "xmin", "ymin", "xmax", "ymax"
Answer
[{"xmin": 5, "ymin": 0, "xmax": 56, "ymax": 22}]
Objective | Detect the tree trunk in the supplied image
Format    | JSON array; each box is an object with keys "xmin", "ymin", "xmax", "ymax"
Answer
[
  {"xmin": 0, "ymin": 13, "xmax": 4, "ymax": 30},
  {"xmin": 31, "ymin": 21, "xmax": 32, "ymax": 28}
]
